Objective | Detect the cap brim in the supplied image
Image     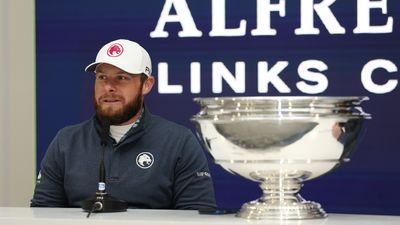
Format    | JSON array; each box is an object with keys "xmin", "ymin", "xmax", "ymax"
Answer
[
  {"xmin": 84, "ymin": 62, "xmax": 99, "ymax": 73},
  {"xmin": 84, "ymin": 61, "xmax": 151, "ymax": 76}
]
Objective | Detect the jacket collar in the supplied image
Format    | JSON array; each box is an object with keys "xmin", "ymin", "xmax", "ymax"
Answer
[{"xmin": 94, "ymin": 105, "xmax": 152, "ymax": 148}]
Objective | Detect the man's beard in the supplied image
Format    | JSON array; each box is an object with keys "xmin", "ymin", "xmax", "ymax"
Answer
[{"xmin": 94, "ymin": 92, "xmax": 143, "ymax": 125}]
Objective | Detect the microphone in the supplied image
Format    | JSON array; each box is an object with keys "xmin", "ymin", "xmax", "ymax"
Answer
[{"xmin": 82, "ymin": 118, "xmax": 128, "ymax": 217}]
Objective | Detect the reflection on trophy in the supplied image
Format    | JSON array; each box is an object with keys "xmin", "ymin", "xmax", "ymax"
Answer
[{"xmin": 192, "ymin": 96, "xmax": 370, "ymax": 220}]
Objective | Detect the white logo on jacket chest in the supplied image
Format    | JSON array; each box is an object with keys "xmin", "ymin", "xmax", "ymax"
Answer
[{"xmin": 136, "ymin": 152, "xmax": 154, "ymax": 169}]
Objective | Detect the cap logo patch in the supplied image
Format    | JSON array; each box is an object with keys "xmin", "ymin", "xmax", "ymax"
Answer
[
  {"xmin": 136, "ymin": 152, "xmax": 154, "ymax": 169},
  {"xmin": 145, "ymin": 66, "xmax": 150, "ymax": 75},
  {"xmin": 107, "ymin": 43, "xmax": 124, "ymax": 57}
]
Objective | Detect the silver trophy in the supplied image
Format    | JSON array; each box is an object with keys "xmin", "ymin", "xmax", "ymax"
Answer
[{"xmin": 192, "ymin": 96, "xmax": 370, "ymax": 220}]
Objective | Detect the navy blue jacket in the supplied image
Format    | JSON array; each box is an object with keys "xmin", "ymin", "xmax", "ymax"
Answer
[{"xmin": 31, "ymin": 108, "xmax": 216, "ymax": 209}]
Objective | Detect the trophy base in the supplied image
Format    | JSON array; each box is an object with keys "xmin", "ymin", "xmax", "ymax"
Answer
[
  {"xmin": 237, "ymin": 197, "xmax": 327, "ymax": 220},
  {"xmin": 236, "ymin": 170, "xmax": 328, "ymax": 220}
]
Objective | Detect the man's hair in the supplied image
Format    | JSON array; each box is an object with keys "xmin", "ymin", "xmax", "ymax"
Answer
[{"xmin": 140, "ymin": 73, "xmax": 148, "ymax": 85}]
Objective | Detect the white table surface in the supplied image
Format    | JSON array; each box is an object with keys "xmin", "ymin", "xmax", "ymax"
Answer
[{"xmin": 0, "ymin": 207, "xmax": 399, "ymax": 225}]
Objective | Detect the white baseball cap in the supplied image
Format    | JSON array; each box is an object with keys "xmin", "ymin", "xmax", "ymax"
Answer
[{"xmin": 85, "ymin": 39, "xmax": 152, "ymax": 76}]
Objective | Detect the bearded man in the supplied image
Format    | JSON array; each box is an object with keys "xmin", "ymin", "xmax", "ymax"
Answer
[{"xmin": 31, "ymin": 39, "xmax": 216, "ymax": 210}]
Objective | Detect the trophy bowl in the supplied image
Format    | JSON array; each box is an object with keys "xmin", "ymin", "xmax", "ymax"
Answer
[{"xmin": 192, "ymin": 96, "xmax": 370, "ymax": 220}]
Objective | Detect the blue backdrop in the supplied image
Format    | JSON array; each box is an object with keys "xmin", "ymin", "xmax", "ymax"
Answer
[{"xmin": 36, "ymin": 0, "xmax": 400, "ymax": 215}]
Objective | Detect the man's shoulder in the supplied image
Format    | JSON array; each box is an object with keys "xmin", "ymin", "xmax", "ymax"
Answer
[
  {"xmin": 148, "ymin": 113, "xmax": 192, "ymax": 135},
  {"xmin": 57, "ymin": 117, "xmax": 95, "ymax": 137}
]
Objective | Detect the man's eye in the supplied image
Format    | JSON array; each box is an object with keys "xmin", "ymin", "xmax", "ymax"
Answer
[
  {"xmin": 97, "ymin": 75, "xmax": 107, "ymax": 80},
  {"xmin": 118, "ymin": 76, "xmax": 129, "ymax": 80}
]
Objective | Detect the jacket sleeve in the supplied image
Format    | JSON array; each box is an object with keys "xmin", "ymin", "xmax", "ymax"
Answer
[
  {"xmin": 30, "ymin": 132, "xmax": 68, "ymax": 207},
  {"xmin": 172, "ymin": 130, "xmax": 217, "ymax": 210}
]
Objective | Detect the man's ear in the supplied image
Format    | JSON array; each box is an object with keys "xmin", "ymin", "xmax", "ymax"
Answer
[{"xmin": 142, "ymin": 75, "xmax": 155, "ymax": 95}]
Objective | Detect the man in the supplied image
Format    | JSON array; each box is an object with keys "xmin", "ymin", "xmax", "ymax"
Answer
[{"xmin": 31, "ymin": 39, "xmax": 216, "ymax": 209}]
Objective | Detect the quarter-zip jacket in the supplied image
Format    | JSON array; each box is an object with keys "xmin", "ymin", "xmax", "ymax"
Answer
[{"xmin": 31, "ymin": 108, "xmax": 216, "ymax": 209}]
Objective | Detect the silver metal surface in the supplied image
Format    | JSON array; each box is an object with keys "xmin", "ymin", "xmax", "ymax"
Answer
[{"xmin": 192, "ymin": 96, "xmax": 370, "ymax": 220}]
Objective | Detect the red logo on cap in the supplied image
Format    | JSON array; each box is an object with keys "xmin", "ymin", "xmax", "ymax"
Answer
[{"xmin": 107, "ymin": 43, "xmax": 124, "ymax": 57}]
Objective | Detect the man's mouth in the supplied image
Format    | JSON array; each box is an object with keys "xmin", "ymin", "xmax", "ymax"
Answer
[{"xmin": 100, "ymin": 97, "xmax": 122, "ymax": 104}]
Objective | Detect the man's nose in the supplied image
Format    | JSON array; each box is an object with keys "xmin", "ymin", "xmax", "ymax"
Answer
[{"xmin": 104, "ymin": 80, "xmax": 117, "ymax": 92}]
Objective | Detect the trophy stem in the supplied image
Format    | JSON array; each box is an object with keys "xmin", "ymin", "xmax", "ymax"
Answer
[{"xmin": 237, "ymin": 171, "xmax": 327, "ymax": 220}]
